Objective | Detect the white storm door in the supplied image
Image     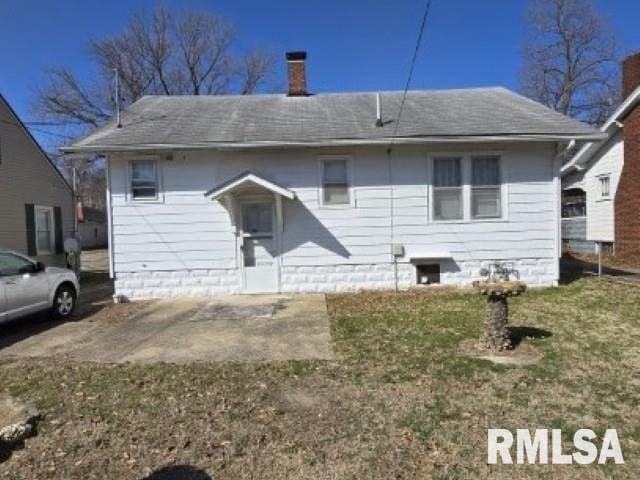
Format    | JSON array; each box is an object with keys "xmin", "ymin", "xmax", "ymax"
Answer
[{"xmin": 240, "ymin": 202, "xmax": 279, "ymax": 293}]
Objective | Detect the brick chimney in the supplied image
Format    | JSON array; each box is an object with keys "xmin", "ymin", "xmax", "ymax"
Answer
[
  {"xmin": 615, "ymin": 51, "xmax": 640, "ymax": 259},
  {"xmin": 623, "ymin": 52, "xmax": 640, "ymax": 99},
  {"xmin": 286, "ymin": 51, "xmax": 308, "ymax": 96}
]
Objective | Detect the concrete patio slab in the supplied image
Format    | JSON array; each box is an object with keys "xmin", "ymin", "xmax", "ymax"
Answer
[{"xmin": 0, "ymin": 294, "xmax": 333, "ymax": 363}]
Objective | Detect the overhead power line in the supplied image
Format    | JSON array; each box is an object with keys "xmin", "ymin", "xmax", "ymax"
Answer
[
  {"xmin": 388, "ymin": 0, "xmax": 433, "ymax": 154},
  {"xmin": 0, "ymin": 119, "xmax": 76, "ymax": 139}
]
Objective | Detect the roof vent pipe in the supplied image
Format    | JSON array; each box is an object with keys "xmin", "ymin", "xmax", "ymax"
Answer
[{"xmin": 375, "ymin": 93, "xmax": 383, "ymax": 127}]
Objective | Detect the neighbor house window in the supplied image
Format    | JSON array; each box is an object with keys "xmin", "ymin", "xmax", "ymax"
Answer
[
  {"xmin": 562, "ymin": 188, "xmax": 586, "ymax": 217},
  {"xmin": 471, "ymin": 156, "xmax": 501, "ymax": 218},
  {"xmin": 321, "ymin": 158, "xmax": 350, "ymax": 205},
  {"xmin": 130, "ymin": 159, "xmax": 158, "ymax": 200},
  {"xmin": 433, "ymin": 157, "xmax": 463, "ymax": 220},
  {"xmin": 35, "ymin": 206, "xmax": 54, "ymax": 255},
  {"xmin": 599, "ymin": 176, "xmax": 611, "ymax": 198}
]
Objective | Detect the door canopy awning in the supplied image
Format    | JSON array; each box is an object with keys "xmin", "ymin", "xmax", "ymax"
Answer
[{"xmin": 204, "ymin": 171, "xmax": 295, "ymax": 200}]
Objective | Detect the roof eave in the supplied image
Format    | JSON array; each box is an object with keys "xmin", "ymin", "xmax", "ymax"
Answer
[
  {"xmin": 61, "ymin": 133, "xmax": 606, "ymax": 154},
  {"xmin": 561, "ymin": 86, "xmax": 640, "ymax": 175},
  {"xmin": 204, "ymin": 171, "xmax": 295, "ymax": 200},
  {"xmin": 561, "ymin": 122, "xmax": 623, "ymax": 175}
]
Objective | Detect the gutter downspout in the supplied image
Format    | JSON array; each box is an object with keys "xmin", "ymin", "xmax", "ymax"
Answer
[{"xmin": 105, "ymin": 155, "xmax": 115, "ymax": 279}]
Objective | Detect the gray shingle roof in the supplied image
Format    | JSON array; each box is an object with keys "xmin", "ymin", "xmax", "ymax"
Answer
[{"xmin": 65, "ymin": 87, "xmax": 601, "ymax": 152}]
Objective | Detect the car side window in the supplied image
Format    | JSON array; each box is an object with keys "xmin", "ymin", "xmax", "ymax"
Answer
[{"xmin": 0, "ymin": 253, "xmax": 33, "ymax": 276}]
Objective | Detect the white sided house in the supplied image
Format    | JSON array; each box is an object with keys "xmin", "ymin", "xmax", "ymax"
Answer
[
  {"xmin": 63, "ymin": 52, "xmax": 601, "ymax": 299},
  {"xmin": 561, "ymin": 51, "xmax": 640, "ymax": 258},
  {"xmin": 561, "ymin": 124, "xmax": 624, "ymax": 254}
]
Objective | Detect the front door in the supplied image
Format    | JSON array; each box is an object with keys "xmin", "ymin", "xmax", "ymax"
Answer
[{"xmin": 240, "ymin": 201, "xmax": 279, "ymax": 293}]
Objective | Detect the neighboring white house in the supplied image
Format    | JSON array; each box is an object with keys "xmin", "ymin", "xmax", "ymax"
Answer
[
  {"xmin": 561, "ymin": 129, "xmax": 624, "ymax": 253},
  {"xmin": 0, "ymin": 93, "xmax": 74, "ymax": 267},
  {"xmin": 561, "ymin": 51, "xmax": 640, "ymax": 257},
  {"xmin": 63, "ymin": 52, "xmax": 601, "ymax": 299}
]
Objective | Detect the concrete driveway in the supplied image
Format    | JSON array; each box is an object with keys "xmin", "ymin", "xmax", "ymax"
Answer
[{"xmin": 0, "ymin": 294, "xmax": 334, "ymax": 363}]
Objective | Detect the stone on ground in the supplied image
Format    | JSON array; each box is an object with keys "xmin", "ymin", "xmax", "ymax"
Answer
[{"xmin": 0, "ymin": 394, "xmax": 39, "ymax": 444}]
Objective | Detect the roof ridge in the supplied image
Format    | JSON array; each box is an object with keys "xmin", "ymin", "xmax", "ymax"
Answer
[{"xmin": 139, "ymin": 86, "xmax": 509, "ymax": 100}]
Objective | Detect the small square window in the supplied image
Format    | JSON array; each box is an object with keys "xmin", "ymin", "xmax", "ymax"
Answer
[
  {"xmin": 241, "ymin": 203, "xmax": 273, "ymax": 237},
  {"xmin": 130, "ymin": 160, "xmax": 158, "ymax": 200},
  {"xmin": 599, "ymin": 176, "xmax": 611, "ymax": 198}
]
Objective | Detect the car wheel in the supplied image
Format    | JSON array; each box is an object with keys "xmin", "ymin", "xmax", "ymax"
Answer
[{"xmin": 53, "ymin": 284, "xmax": 76, "ymax": 319}]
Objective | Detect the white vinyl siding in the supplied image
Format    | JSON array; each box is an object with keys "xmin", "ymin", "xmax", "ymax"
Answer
[
  {"xmin": 108, "ymin": 143, "xmax": 558, "ymax": 287},
  {"xmin": 572, "ymin": 131, "xmax": 623, "ymax": 243}
]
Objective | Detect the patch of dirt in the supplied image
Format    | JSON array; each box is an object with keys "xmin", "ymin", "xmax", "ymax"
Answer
[
  {"xmin": 457, "ymin": 339, "xmax": 543, "ymax": 365},
  {"xmin": 279, "ymin": 387, "xmax": 325, "ymax": 410}
]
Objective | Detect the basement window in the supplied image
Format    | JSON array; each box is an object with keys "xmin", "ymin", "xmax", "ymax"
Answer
[{"xmin": 416, "ymin": 264, "xmax": 440, "ymax": 285}]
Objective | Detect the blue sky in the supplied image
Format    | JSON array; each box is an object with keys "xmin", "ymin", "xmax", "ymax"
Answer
[{"xmin": 2, "ymin": 0, "xmax": 640, "ymax": 147}]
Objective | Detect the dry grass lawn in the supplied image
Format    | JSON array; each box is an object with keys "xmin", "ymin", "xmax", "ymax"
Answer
[{"xmin": 1, "ymin": 279, "xmax": 639, "ymax": 479}]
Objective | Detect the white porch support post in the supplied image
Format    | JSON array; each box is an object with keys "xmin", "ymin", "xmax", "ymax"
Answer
[
  {"xmin": 223, "ymin": 194, "xmax": 236, "ymax": 228},
  {"xmin": 275, "ymin": 193, "xmax": 284, "ymax": 292},
  {"xmin": 222, "ymin": 194, "xmax": 240, "ymax": 269},
  {"xmin": 275, "ymin": 194, "xmax": 283, "ymax": 233}
]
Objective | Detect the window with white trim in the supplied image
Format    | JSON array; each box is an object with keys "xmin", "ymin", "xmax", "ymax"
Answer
[
  {"xmin": 35, "ymin": 206, "xmax": 54, "ymax": 255},
  {"xmin": 471, "ymin": 156, "xmax": 501, "ymax": 218},
  {"xmin": 321, "ymin": 158, "xmax": 350, "ymax": 205},
  {"xmin": 433, "ymin": 157, "xmax": 463, "ymax": 220},
  {"xmin": 130, "ymin": 159, "xmax": 158, "ymax": 200},
  {"xmin": 599, "ymin": 175, "xmax": 611, "ymax": 198}
]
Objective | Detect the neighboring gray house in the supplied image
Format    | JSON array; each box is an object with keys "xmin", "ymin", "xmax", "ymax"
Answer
[
  {"xmin": 0, "ymin": 93, "xmax": 74, "ymax": 266},
  {"xmin": 63, "ymin": 52, "xmax": 601, "ymax": 299}
]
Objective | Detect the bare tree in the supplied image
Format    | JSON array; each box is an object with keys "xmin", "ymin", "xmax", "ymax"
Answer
[
  {"xmin": 32, "ymin": 7, "xmax": 275, "ymax": 210},
  {"xmin": 520, "ymin": 0, "xmax": 620, "ymax": 125},
  {"xmin": 33, "ymin": 7, "xmax": 275, "ymax": 130}
]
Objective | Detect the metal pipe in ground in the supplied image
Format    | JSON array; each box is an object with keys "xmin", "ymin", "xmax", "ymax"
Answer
[{"xmin": 597, "ymin": 242, "xmax": 602, "ymax": 278}]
